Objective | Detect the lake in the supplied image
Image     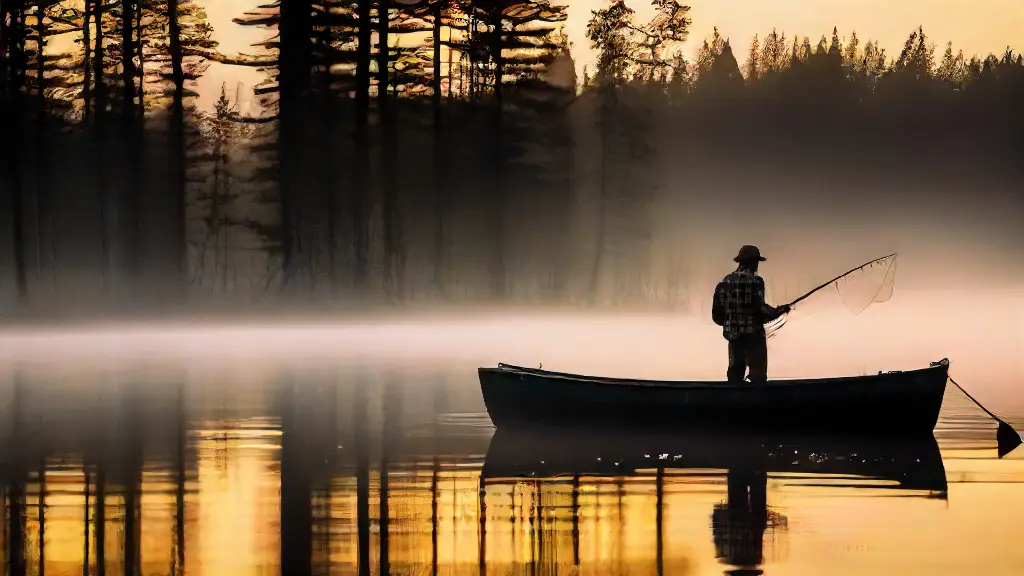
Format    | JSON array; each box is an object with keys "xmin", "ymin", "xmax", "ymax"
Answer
[{"xmin": 0, "ymin": 311, "xmax": 1021, "ymax": 575}]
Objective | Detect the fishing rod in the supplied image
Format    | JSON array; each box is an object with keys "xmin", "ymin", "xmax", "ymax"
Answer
[{"xmin": 785, "ymin": 252, "xmax": 897, "ymax": 308}]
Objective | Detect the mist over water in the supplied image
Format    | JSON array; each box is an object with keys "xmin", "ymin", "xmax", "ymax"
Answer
[{"xmin": 1, "ymin": 280, "xmax": 1018, "ymax": 379}]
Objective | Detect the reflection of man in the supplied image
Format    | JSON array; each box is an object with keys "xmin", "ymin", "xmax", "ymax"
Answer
[
  {"xmin": 712, "ymin": 469, "xmax": 769, "ymax": 573},
  {"xmin": 712, "ymin": 245, "xmax": 790, "ymax": 382}
]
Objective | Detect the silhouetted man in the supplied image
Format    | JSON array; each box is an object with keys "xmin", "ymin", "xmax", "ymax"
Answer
[{"xmin": 712, "ymin": 245, "xmax": 790, "ymax": 382}]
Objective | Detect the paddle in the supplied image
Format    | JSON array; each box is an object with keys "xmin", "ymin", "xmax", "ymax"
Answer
[
  {"xmin": 947, "ymin": 375, "xmax": 1022, "ymax": 459},
  {"xmin": 785, "ymin": 253, "xmax": 897, "ymax": 309}
]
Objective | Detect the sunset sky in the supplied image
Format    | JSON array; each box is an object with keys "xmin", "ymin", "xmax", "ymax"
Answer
[{"xmin": 197, "ymin": 0, "xmax": 1024, "ymax": 112}]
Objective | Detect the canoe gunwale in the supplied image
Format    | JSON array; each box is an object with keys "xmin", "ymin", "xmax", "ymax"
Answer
[
  {"xmin": 486, "ymin": 361, "xmax": 950, "ymax": 391},
  {"xmin": 479, "ymin": 360, "xmax": 950, "ymax": 434}
]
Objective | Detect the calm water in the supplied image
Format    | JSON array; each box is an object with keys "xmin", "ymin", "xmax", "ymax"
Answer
[{"xmin": 0, "ymin": 350, "xmax": 1022, "ymax": 576}]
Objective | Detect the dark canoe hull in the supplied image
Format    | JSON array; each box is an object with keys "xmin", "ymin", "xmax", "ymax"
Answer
[
  {"xmin": 478, "ymin": 361, "xmax": 950, "ymax": 435},
  {"xmin": 481, "ymin": 424, "xmax": 948, "ymax": 494}
]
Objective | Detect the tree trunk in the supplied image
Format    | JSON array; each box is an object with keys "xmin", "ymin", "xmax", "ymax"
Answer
[
  {"xmin": 319, "ymin": 25, "xmax": 339, "ymax": 298},
  {"xmin": 588, "ymin": 86, "xmax": 610, "ymax": 306},
  {"xmin": 211, "ymin": 129, "xmax": 223, "ymax": 293},
  {"xmin": 121, "ymin": 0, "xmax": 136, "ymax": 113},
  {"xmin": 352, "ymin": 0, "xmax": 371, "ymax": 292},
  {"xmin": 168, "ymin": 0, "xmax": 186, "ymax": 295},
  {"xmin": 34, "ymin": 0, "xmax": 47, "ymax": 282},
  {"xmin": 488, "ymin": 17, "xmax": 506, "ymax": 301},
  {"xmin": 82, "ymin": 0, "xmax": 92, "ymax": 122},
  {"xmin": 278, "ymin": 0, "xmax": 312, "ymax": 289},
  {"xmin": 467, "ymin": 14, "xmax": 476, "ymax": 98},
  {"xmin": 135, "ymin": 0, "xmax": 144, "ymax": 118},
  {"xmin": 5, "ymin": 0, "xmax": 30, "ymax": 303},
  {"xmin": 121, "ymin": 0, "xmax": 140, "ymax": 295},
  {"xmin": 431, "ymin": 3, "xmax": 446, "ymax": 298},
  {"xmin": 35, "ymin": 0, "xmax": 58, "ymax": 292},
  {"xmin": 378, "ymin": 0, "xmax": 401, "ymax": 300},
  {"xmin": 93, "ymin": 0, "xmax": 110, "ymax": 294}
]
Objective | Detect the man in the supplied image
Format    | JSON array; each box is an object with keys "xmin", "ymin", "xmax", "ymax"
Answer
[{"xmin": 712, "ymin": 245, "xmax": 790, "ymax": 382}]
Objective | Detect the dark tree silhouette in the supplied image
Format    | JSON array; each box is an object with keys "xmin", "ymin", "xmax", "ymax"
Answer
[
  {"xmin": 1, "ymin": 2, "xmax": 1021, "ymax": 314},
  {"xmin": 168, "ymin": 0, "xmax": 187, "ymax": 295},
  {"xmin": 2, "ymin": 0, "xmax": 30, "ymax": 301}
]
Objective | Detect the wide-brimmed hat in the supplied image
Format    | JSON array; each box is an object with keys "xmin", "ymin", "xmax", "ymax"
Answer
[{"xmin": 734, "ymin": 245, "xmax": 767, "ymax": 263}]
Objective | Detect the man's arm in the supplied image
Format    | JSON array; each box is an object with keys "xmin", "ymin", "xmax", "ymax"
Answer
[{"xmin": 755, "ymin": 277, "xmax": 788, "ymax": 323}]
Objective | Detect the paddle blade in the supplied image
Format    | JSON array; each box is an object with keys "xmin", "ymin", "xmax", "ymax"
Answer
[{"xmin": 997, "ymin": 421, "xmax": 1022, "ymax": 459}]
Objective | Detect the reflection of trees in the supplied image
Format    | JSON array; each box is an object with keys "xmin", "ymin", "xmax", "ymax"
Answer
[
  {"xmin": 0, "ymin": 369, "xmax": 959, "ymax": 575},
  {"xmin": 280, "ymin": 378, "xmax": 313, "ymax": 576},
  {"xmin": 0, "ymin": 374, "xmax": 193, "ymax": 576},
  {"xmin": 173, "ymin": 380, "xmax": 186, "ymax": 576},
  {"xmin": 355, "ymin": 379, "xmax": 371, "ymax": 576},
  {"xmin": 480, "ymin": 425, "xmax": 948, "ymax": 574},
  {"xmin": 5, "ymin": 374, "xmax": 28, "ymax": 576}
]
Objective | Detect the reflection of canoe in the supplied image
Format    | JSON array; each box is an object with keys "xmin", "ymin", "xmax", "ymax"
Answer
[
  {"xmin": 480, "ymin": 425, "xmax": 948, "ymax": 494},
  {"xmin": 478, "ymin": 361, "xmax": 950, "ymax": 434}
]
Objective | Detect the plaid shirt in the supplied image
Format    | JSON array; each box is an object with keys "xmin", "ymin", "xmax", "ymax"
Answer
[{"xmin": 714, "ymin": 269, "xmax": 782, "ymax": 341}]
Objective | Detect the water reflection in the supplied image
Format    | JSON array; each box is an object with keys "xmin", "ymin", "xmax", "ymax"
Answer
[
  {"xmin": 0, "ymin": 363, "xmax": 1021, "ymax": 576},
  {"xmin": 483, "ymin": 426, "xmax": 947, "ymax": 575}
]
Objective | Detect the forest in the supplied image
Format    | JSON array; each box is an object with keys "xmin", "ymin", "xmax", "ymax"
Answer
[{"xmin": 1, "ymin": 0, "xmax": 1021, "ymax": 316}]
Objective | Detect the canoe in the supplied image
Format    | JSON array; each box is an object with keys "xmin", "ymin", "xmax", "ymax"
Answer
[
  {"xmin": 477, "ymin": 359, "xmax": 951, "ymax": 435},
  {"xmin": 481, "ymin": 424, "xmax": 948, "ymax": 495}
]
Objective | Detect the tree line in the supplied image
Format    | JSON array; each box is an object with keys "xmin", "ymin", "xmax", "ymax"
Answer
[{"xmin": 1, "ymin": 0, "xmax": 1021, "ymax": 315}]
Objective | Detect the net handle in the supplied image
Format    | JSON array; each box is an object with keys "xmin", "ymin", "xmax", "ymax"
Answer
[{"xmin": 785, "ymin": 253, "xmax": 897, "ymax": 308}]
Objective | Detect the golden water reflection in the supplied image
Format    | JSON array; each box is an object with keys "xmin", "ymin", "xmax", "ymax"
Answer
[
  {"xmin": 0, "ymin": 369, "xmax": 1022, "ymax": 576},
  {"xmin": 5, "ymin": 424, "xmax": 1024, "ymax": 576}
]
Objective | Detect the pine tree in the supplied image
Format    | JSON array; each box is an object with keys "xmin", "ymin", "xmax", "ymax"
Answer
[
  {"xmin": 745, "ymin": 34, "xmax": 760, "ymax": 81},
  {"xmin": 667, "ymin": 52, "xmax": 692, "ymax": 99},
  {"xmin": 829, "ymin": 26, "xmax": 841, "ymax": 57},
  {"xmin": 936, "ymin": 41, "xmax": 960, "ymax": 84},
  {"xmin": 634, "ymin": 0, "xmax": 691, "ymax": 81},
  {"xmin": 587, "ymin": 0, "xmax": 638, "ymax": 84},
  {"xmin": 844, "ymin": 31, "xmax": 860, "ymax": 62},
  {"xmin": 843, "ymin": 31, "xmax": 861, "ymax": 75},
  {"xmin": 759, "ymin": 29, "xmax": 787, "ymax": 76},
  {"xmin": 695, "ymin": 37, "xmax": 744, "ymax": 95},
  {"xmin": 696, "ymin": 39, "xmax": 715, "ymax": 76}
]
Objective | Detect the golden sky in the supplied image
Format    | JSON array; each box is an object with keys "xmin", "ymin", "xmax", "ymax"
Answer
[
  {"xmin": 581, "ymin": 0, "xmax": 1024, "ymax": 66},
  {"xmin": 196, "ymin": 0, "xmax": 1024, "ymax": 111}
]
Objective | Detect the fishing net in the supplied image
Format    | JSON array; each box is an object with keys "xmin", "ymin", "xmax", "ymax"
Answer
[{"xmin": 766, "ymin": 253, "xmax": 898, "ymax": 338}]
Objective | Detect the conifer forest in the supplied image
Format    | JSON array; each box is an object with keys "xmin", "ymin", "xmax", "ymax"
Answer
[{"xmin": 1, "ymin": 0, "xmax": 1021, "ymax": 316}]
